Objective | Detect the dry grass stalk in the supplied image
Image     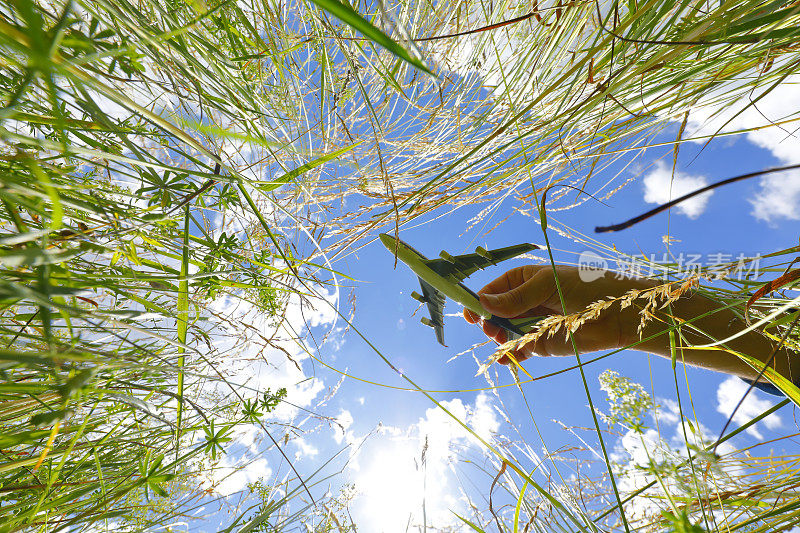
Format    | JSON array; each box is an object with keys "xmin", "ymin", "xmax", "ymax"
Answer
[{"xmin": 480, "ymin": 276, "xmax": 702, "ymax": 372}]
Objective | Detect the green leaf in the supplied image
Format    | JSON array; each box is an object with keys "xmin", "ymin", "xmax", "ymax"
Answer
[
  {"xmin": 58, "ymin": 367, "xmax": 96, "ymax": 397},
  {"xmin": 255, "ymin": 141, "xmax": 363, "ymax": 193},
  {"xmin": 30, "ymin": 409, "xmax": 69, "ymax": 427},
  {"xmin": 150, "ymin": 483, "xmax": 168, "ymax": 497},
  {"xmin": 451, "ymin": 511, "xmax": 487, "ymax": 532},
  {"xmin": 0, "ymin": 247, "xmax": 81, "ymax": 268}
]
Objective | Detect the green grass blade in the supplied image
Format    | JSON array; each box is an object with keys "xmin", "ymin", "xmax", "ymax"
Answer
[
  {"xmin": 306, "ymin": 0, "xmax": 433, "ymax": 75},
  {"xmin": 176, "ymin": 206, "xmax": 190, "ymax": 451}
]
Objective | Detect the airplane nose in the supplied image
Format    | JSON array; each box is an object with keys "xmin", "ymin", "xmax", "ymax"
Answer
[{"xmin": 379, "ymin": 233, "xmax": 395, "ymax": 249}]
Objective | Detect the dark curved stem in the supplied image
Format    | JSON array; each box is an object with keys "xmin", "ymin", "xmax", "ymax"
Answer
[{"xmin": 595, "ymin": 163, "xmax": 800, "ymax": 233}]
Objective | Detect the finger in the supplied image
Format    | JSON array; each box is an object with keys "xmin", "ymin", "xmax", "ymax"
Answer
[
  {"xmin": 482, "ymin": 320, "xmax": 503, "ymax": 340},
  {"xmin": 479, "ymin": 265, "xmax": 543, "ymax": 295},
  {"xmin": 498, "ymin": 350, "xmax": 530, "ymax": 365},
  {"xmin": 482, "ymin": 321, "xmax": 513, "ymax": 345},
  {"xmin": 480, "ymin": 269, "xmax": 558, "ymax": 318},
  {"xmin": 463, "ymin": 308, "xmax": 481, "ymax": 324},
  {"xmin": 496, "ymin": 336, "xmax": 531, "ymax": 365}
]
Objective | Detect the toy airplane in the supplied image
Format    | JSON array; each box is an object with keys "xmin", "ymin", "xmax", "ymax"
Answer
[{"xmin": 379, "ymin": 233, "xmax": 542, "ymax": 346}]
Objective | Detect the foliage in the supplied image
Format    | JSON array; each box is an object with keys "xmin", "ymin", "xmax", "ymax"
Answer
[
  {"xmin": 0, "ymin": 0, "xmax": 335, "ymax": 528},
  {"xmin": 662, "ymin": 509, "xmax": 708, "ymax": 533},
  {"xmin": 2, "ymin": 0, "xmax": 800, "ymax": 530},
  {"xmin": 599, "ymin": 369, "xmax": 653, "ymax": 432}
]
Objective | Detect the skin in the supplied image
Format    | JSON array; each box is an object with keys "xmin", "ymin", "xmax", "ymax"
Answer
[{"xmin": 463, "ymin": 265, "xmax": 799, "ymax": 384}]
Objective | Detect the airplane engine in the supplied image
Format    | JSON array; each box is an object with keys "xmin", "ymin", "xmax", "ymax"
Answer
[
  {"xmin": 420, "ymin": 317, "xmax": 440, "ymax": 328},
  {"xmin": 475, "ymin": 246, "xmax": 496, "ymax": 265}
]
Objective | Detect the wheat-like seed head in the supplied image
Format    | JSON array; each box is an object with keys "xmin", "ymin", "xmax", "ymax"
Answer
[{"xmin": 478, "ymin": 277, "xmax": 703, "ymax": 372}]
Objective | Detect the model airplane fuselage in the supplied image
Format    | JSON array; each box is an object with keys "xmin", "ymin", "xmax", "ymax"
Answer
[{"xmin": 379, "ymin": 233, "xmax": 541, "ymax": 346}]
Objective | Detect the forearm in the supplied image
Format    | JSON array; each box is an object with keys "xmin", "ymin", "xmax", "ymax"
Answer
[{"xmin": 626, "ymin": 291, "xmax": 799, "ymax": 383}]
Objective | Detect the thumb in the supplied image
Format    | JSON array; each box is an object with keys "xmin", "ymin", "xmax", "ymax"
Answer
[{"xmin": 480, "ymin": 281, "xmax": 542, "ymax": 318}]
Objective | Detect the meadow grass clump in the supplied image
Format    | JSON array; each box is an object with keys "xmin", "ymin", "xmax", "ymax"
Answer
[{"xmin": 0, "ymin": 0, "xmax": 339, "ymax": 528}]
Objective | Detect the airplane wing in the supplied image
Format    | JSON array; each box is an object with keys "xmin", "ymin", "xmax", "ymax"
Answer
[
  {"xmin": 426, "ymin": 243, "xmax": 539, "ymax": 283},
  {"xmin": 418, "ymin": 278, "xmax": 446, "ymax": 346}
]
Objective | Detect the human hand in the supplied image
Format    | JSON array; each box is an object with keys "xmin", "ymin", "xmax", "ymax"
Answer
[
  {"xmin": 463, "ymin": 265, "xmax": 653, "ymax": 364},
  {"xmin": 463, "ymin": 264, "xmax": 800, "ymax": 384}
]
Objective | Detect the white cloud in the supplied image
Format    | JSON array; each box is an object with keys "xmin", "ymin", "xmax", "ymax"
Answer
[
  {"xmin": 642, "ymin": 160, "xmax": 713, "ymax": 219},
  {"xmin": 466, "ymin": 391, "xmax": 501, "ymax": 441},
  {"xmin": 229, "ymin": 424, "xmax": 264, "ymax": 455},
  {"xmin": 332, "ymin": 409, "xmax": 355, "ymax": 445},
  {"xmin": 293, "ymin": 437, "xmax": 319, "ymax": 460},
  {"xmin": 686, "ymin": 75, "xmax": 800, "ymax": 221},
  {"xmin": 750, "ymin": 172, "xmax": 800, "ymax": 222},
  {"xmin": 716, "ymin": 376, "xmax": 783, "ymax": 439},
  {"xmin": 655, "ymin": 398, "xmax": 680, "ymax": 425},
  {"xmin": 347, "ymin": 393, "xmax": 500, "ymax": 532},
  {"xmin": 203, "ymin": 456, "xmax": 272, "ymax": 497}
]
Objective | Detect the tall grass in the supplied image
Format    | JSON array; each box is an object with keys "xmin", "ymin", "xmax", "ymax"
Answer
[
  {"xmin": 1, "ymin": 0, "xmax": 800, "ymax": 530},
  {"xmin": 0, "ymin": 0, "xmax": 343, "ymax": 528}
]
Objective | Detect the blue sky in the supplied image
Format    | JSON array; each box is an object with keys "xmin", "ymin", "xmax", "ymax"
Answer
[{"xmin": 293, "ymin": 108, "xmax": 800, "ymax": 529}]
